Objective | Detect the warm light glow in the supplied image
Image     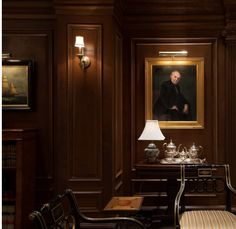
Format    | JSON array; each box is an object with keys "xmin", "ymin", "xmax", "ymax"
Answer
[
  {"xmin": 158, "ymin": 50, "xmax": 188, "ymax": 57},
  {"xmin": 138, "ymin": 120, "xmax": 165, "ymax": 141},
  {"xmin": 75, "ymin": 36, "xmax": 85, "ymax": 48}
]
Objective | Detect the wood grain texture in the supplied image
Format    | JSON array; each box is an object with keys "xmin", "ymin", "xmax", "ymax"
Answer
[
  {"xmin": 2, "ymin": 30, "xmax": 54, "ymax": 206},
  {"xmin": 2, "ymin": 0, "xmax": 236, "ymax": 219}
]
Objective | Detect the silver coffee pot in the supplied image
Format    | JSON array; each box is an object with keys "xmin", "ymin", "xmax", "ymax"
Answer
[{"xmin": 188, "ymin": 143, "xmax": 203, "ymax": 159}]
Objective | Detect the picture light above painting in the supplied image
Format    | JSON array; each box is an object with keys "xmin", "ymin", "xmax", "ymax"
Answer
[
  {"xmin": 2, "ymin": 59, "xmax": 34, "ymax": 110},
  {"xmin": 145, "ymin": 57, "xmax": 204, "ymax": 129}
]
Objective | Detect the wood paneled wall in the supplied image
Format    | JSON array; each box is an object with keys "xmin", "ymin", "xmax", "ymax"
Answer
[
  {"xmin": 2, "ymin": 0, "xmax": 124, "ymax": 212},
  {"xmin": 56, "ymin": 23, "xmax": 103, "ymax": 210},
  {"xmin": 2, "ymin": 0, "xmax": 236, "ymax": 214},
  {"xmin": 130, "ymin": 39, "xmax": 218, "ymax": 164},
  {"xmin": 122, "ymin": 0, "xmax": 236, "ymax": 193},
  {"xmin": 225, "ymin": 40, "xmax": 236, "ymax": 187},
  {"xmin": 2, "ymin": 25, "xmax": 55, "ymax": 204}
]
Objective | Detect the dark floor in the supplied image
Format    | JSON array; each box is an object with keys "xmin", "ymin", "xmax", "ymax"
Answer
[
  {"xmin": 159, "ymin": 226, "xmax": 174, "ymax": 229},
  {"xmin": 133, "ymin": 210, "xmax": 175, "ymax": 229},
  {"xmin": 148, "ymin": 223, "xmax": 174, "ymax": 229}
]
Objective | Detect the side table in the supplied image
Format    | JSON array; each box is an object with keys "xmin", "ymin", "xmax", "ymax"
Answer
[
  {"xmin": 104, "ymin": 196, "xmax": 144, "ymax": 228},
  {"xmin": 104, "ymin": 196, "xmax": 143, "ymax": 215}
]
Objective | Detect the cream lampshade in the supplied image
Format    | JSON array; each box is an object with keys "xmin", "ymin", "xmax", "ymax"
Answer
[
  {"xmin": 75, "ymin": 36, "xmax": 85, "ymax": 48},
  {"xmin": 138, "ymin": 120, "xmax": 165, "ymax": 163}
]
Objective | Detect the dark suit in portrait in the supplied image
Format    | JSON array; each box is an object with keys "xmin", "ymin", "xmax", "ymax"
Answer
[{"xmin": 153, "ymin": 80, "xmax": 191, "ymax": 121}]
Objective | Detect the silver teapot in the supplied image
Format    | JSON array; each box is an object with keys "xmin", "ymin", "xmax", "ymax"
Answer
[
  {"xmin": 163, "ymin": 139, "xmax": 178, "ymax": 161},
  {"xmin": 188, "ymin": 143, "xmax": 203, "ymax": 159}
]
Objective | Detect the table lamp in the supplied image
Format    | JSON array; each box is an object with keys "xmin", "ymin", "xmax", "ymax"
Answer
[{"xmin": 138, "ymin": 120, "xmax": 165, "ymax": 163}]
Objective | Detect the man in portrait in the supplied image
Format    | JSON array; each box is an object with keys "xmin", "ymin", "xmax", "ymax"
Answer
[{"xmin": 153, "ymin": 70, "xmax": 192, "ymax": 121}]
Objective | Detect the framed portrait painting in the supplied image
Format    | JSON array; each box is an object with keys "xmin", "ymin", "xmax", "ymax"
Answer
[
  {"xmin": 145, "ymin": 57, "xmax": 204, "ymax": 129},
  {"xmin": 2, "ymin": 59, "xmax": 33, "ymax": 110}
]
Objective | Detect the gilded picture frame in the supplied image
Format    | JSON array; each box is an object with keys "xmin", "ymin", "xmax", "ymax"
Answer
[
  {"xmin": 2, "ymin": 59, "xmax": 33, "ymax": 110},
  {"xmin": 145, "ymin": 57, "xmax": 204, "ymax": 129}
]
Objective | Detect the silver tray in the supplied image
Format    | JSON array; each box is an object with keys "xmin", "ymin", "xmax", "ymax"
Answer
[{"xmin": 160, "ymin": 158, "xmax": 206, "ymax": 164}]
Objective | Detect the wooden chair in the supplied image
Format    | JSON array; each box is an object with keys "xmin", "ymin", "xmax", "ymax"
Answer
[
  {"xmin": 174, "ymin": 164, "xmax": 236, "ymax": 229},
  {"xmin": 29, "ymin": 189, "xmax": 146, "ymax": 229}
]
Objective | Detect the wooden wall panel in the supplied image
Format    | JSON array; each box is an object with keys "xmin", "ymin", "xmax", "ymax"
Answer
[
  {"xmin": 67, "ymin": 24, "xmax": 102, "ymax": 180},
  {"xmin": 225, "ymin": 41, "xmax": 236, "ymax": 187},
  {"xmin": 54, "ymin": 24, "xmax": 104, "ymax": 210},
  {"xmin": 3, "ymin": 0, "xmax": 236, "ymax": 218},
  {"xmin": 75, "ymin": 192, "xmax": 102, "ymax": 212},
  {"xmin": 114, "ymin": 32, "xmax": 123, "ymax": 195},
  {"xmin": 130, "ymin": 39, "xmax": 219, "ymax": 167},
  {"xmin": 125, "ymin": 0, "xmax": 223, "ymax": 15},
  {"xmin": 2, "ymin": 31, "xmax": 54, "ymax": 207},
  {"xmin": 53, "ymin": 11, "xmax": 118, "ymax": 212}
]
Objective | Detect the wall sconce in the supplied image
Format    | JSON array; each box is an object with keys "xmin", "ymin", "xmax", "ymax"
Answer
[
  {"xmin": 158, "ymin": 50, "xmax": 188, "ymax": 57},
  {"xmin": 75, "ymin": 36, "xmax": 91, "ymax": 70}
]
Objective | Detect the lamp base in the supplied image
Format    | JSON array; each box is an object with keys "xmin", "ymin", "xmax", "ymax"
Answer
[{"xmin": 144, "ymin": 143, "xmax": 160, "ymax": 164}]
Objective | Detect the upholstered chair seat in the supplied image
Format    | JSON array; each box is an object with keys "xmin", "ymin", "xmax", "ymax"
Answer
[{"xmin": 180, "ymin": 210, "xmax": 236, "ymax": 229}]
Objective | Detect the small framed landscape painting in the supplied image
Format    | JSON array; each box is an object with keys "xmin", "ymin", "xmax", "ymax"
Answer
[{"xmin": 2, "ymin": 59, "xmax": 34, "ymax": 110}]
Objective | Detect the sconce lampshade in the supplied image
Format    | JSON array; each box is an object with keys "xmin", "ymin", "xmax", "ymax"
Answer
[
  {"xmin": 75, "ymin": 36, "xmax": 85, "ymax": 48},
  {"xmin": 138, "ymin": 120, "xmax": 165, "ymax": 141}
]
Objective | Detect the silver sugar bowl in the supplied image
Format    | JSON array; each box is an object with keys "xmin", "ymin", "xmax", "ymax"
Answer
[{"xmin": 188, "ymin": 143, "xmax": 203, "ymax": 159}]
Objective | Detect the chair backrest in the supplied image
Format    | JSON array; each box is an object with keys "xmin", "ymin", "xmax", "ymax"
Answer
[
  {"xmin": 174, "ymin": 164, "xmax": 236, "ymax": 228},
  {"xmin": 29, "ymin": 189, "xmax": 81, "ymax": 228},
  {"xmin": 29, "ymin": 189, "xmax": 146, "ymax": 229}
]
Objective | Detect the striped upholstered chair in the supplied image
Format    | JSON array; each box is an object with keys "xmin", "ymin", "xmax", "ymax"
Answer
[{"xmin": 174, "ymin": 164, "xmax": 236, "ymax": 229}]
